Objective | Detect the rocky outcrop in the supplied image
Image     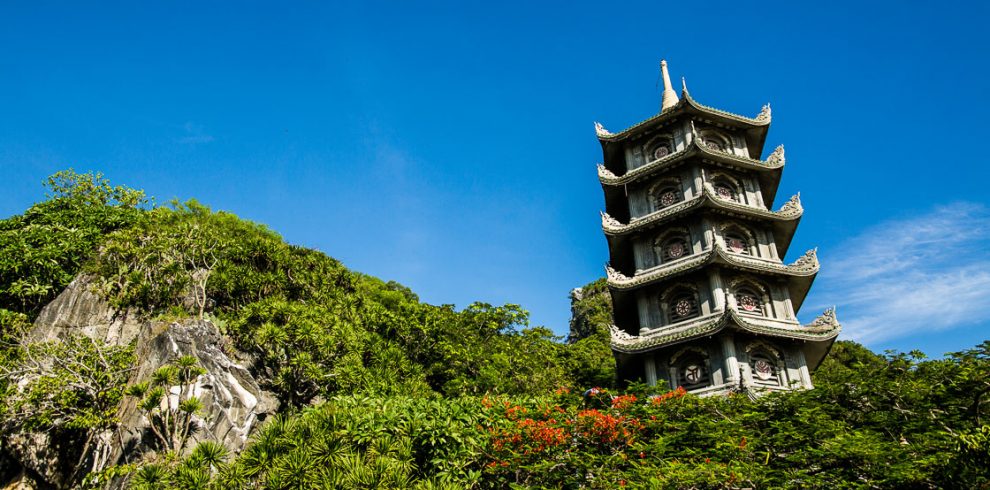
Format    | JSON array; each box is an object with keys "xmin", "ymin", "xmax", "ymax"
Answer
[
  {"xmin": 568, "ymin": 279, "xmax": 612, "ymax": 343},
  {"xmin": 4, "ymin": 275, "xmax": 278, "ymax": 488},
  {"xmin": 27, "ymin": 275, "xmax": 141, "ymax": 346},
  {"xmin": 115, "ymin": 320, "xmax": 279, "ymax": 460}
]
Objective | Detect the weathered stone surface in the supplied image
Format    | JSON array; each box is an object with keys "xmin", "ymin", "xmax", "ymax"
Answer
[
  {"xmin": 5, "ymin": 275, "xmax": 278, "ymax": 488},
  {"xmin": 28, "ymin": 275, "xmax": 141, "ymax": 346},
  {"xmin": 115, "ymin": 320, "xmax": 279, "ymax": 460}
]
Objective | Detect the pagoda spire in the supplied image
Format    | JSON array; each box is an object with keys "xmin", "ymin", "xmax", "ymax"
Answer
[{"xmin": 660, "ymin": 60, "xmax": 679, "ymax": 112}]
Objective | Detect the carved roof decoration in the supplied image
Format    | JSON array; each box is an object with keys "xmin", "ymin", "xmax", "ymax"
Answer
[
  {"xmin": 594, "ymin": 91, "xmax": 770, "ymax": 143},
  {"xmin": 765, "ymin": 144, "xmax": 784, "ymax": 166},
  {"xmin": 597, "ymin": 137, "xmax": 785, "ymax": 187},
  {"xmin": 594, "ymin": 122, "xmax": 612, "ymax": 137},
  {"xmin": 609, "ymin": 306, "xmax": 840, "ymax": 354},
  {"xmin": 605, "ymin": 244, "xmax": 818, "ymax": 291},
  {"xmin": 601, "ymin": 184, "xmax": 802, "ymax": 236}
]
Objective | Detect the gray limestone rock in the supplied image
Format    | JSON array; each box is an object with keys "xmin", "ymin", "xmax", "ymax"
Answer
[{"xmin": 3, "ymin": 275, "xmax": 278, "ymax": 488}]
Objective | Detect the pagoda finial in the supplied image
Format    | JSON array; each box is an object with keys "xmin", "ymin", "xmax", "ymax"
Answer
[{"xmin": 660, "ymin": 60, "xmax": 679, "ymax": 112}]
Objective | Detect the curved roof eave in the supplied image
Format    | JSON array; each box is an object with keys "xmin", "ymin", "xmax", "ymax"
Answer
[
  {"xmin": 605, "ymin": 246, "xmax": 820, "ymax": 291},
  {"xmin": 595, "ymin": 93, "xmax": 770, "ymax": 145},
  {"xmin": 608, "ymin": 307, "xmax": 840, "ymax": 354},
  {"xmin": 601, "ymin": 187, "xmax": 803, "ymax": 237}
]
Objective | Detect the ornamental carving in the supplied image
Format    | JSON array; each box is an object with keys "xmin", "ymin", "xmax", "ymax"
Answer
[
  {"xmin": 608, "ymin": 324, "xmax": 638, "ymax": 343},
  {"xmin": 605, "ymin": 265, "xmax": 629, "ymax": 282},
  {"xmin": 600, "ymin": 211, "xmax": 623, "ymax": 229},
  {"xmin": 779, "ymin": 193, "xmax": 802, "ymax": 213},
  {"xmin": 793, "ymin": 248, "xmax": 819, "ymax": 268},
  {"xmin": 766, "ymin": 145, "xmax": 785, "ymax": 166},
  {"xmin": 810, "ymin": 307, "xmax": 839, "ymax": 327},
  {"xmin": 597, "ymin": 164, "xmax": 617, "ymax": 180},
  {"xmin": 755, "ymin": 103, "xmax": 772, "ymax": 122},
  {"xmin": 594, "ymin": 121, "xmax": 612, "ymax": 137}
]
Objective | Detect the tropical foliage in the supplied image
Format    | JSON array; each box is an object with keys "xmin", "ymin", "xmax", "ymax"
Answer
[{"xmin": 0, "ymin": 171, "xmax": 988, "ymax": 488}]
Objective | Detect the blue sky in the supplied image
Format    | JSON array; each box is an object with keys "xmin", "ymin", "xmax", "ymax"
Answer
[{"xmin": 2, "ymin": 1, "xmax": 988, "ymax": 356}]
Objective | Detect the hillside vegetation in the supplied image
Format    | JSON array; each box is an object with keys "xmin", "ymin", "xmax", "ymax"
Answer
[{"xmin": 0, "ymin": 171, "xmax": 988, "ymax": 488}]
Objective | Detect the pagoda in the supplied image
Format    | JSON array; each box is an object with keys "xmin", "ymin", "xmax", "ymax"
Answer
[{"xmin": 596, "ymin": 61, "xmax": 840, "ymax": 395}]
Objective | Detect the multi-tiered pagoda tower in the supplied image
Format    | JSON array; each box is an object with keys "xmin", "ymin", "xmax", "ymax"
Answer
[{"xmin": 596, "ymin": 61, "xmax": 840, "ymax": 395}]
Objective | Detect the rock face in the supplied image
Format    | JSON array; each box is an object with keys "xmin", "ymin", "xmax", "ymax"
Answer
[
  {"xmin": 27, "ymin": 275, "xmax": 142, "ymax": 346},
  {"xmin": 115, "ymin": 321, "xmax": 279, "ymax": 459},
  {"xmin": 4, "ymin": 275, "xmax": 278, "ymax": 489}
]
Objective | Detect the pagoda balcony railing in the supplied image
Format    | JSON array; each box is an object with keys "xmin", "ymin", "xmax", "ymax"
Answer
[{"xmin": 601, "ymin": 184, "xmax": 801, "ymax": 237}]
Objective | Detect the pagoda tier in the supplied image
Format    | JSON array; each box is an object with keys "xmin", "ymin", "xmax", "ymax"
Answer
[
  {"xmin": 601, "ymin": 188, "xmax": 802, "ymax": 258},
  {"xmin": 596, "ymin": 89, "xmax": 772, "ymax": 164},
  {"xmin": 606, "ymin": 246, "xmax": 818, "ymax": 310},
  {"xmin": 598, "ymin": 140, "xmax": 786, "ymax": 206},
  {"xmin": 595, "ymin": 61, "xmax": 838, "ymax": 395}
]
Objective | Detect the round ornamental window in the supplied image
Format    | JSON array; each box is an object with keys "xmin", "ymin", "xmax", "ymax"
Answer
[
  {"xmin": 715, "ymin": 184, "xmax": 734, "ymax": 200},
  {"xmin": 675, "ymin": 299, "xmax": 693, "ymax": 317},
  {"xmin": 739, "ymin": 294, "xmax": 760, "ymax": 312},
  {"xmin": 666, "ymin": 242, "xmax": 685, "ymax": 259},
  {"xmin": 652, "ymin": 145, "xmax": 670, "ymax": 160},
  {"xmin": 684, "ymin": 364, "xmax": 703, "ymax": 384},
  {"xmin": 754, "ymin": 359, "xmax": 773, "ymax": 380},
  {"xmin": 659, "ymin": 190, "xmax": 678, "ymax": 207},
  {"xmin": 705, "ymin": 139, "xmax": 724, "ymax": 151},
  {"xmin": 728, "ymin": 237, "xmax": 746, "ymax": 253}
]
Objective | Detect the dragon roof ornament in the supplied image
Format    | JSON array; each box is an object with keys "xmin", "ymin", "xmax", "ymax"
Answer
[
  {"xmin": 766, "ymin": 145, "xmax": 785, "ymax": 166},
  {"xmin": 605, "ymin": 265, "xmax": 629, "ymax": 283},
  {"xmin": 755, "ymin": 103, "xmax": 772, "ymax": 123},
  {"xmin": 809, "ymin": 306, "xmax": 840, "ymax": 328},
  {"xmin": 596, "ymin": 163, "xmax": 618, "ymax": 180},
  {"xmin": 594, "ymin": 122, "xmax": 612, "ymax": 137},
  {"xmin": 600, "ymin": 211, "xmax": 623, "ymax": 229}
]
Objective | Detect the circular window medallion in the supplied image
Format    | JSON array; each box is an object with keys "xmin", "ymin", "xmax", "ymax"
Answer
[
  {"xmin": 674, "ymin": 299, "xmax": 693, "ymax": 317},
  {"xmin": 684, "ymin": 364, "xmax": 703, "ymax": 384},
  {"xmin": 652, "ymin": 146, "xmax": 670, "ymax": 160},
  {"xmin": 659, "ymin": 191, "xmax": 678, "ymax": 207},
  {"xmin": 754, "ymin": 359, "xmax": 773, "ymax": 380},
  {"xmin": 739, "ymin": 295, "xmax": 760, "ymax": 312},
  {"xmin": 666, "ymin": 242, "xmax": 685, "ymax": 259},
  {"xmin": 728, "ymin": 238, "xmax": 746, "ymax": 253},
  {"xmin": 715, "ymin": 185, "xmax": 733, "ymax": 200}
]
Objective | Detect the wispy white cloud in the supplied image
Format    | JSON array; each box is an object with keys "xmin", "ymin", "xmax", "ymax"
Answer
[
  {"xmin": 811, "ymin": 203, "xmax": 990, "ymax": 344},
  {"xmin": 177, "ymin": 122, "xmax": 215, "ymax": 145}
]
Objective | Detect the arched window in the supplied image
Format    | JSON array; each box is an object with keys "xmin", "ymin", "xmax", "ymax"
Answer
[
  {"xmin": 645, "ymin": 134, "xmax": 674, "ymax": 162},
  {"xmin": 735, "ymin": 287, "xmax": 764, "ymax": 316},
  {"xmin": 671, "ymin": 348, "xmax": 711, "ymax": 390},
  {"xmin": 661, "ymin": 236, "xmax": 690, "ymax": 262},
  {"xmin": 750, "ymin": 353, "xmax": 778, "ymax": 384},
  {"xmin": 699, "ymin": 130, "xmax": 731, "ymax": 153},
  {"xmin": 744, "ymin": 343, "xmax": 786, "ymax": 388},
  {"xmin": 709, "ymin": 174, "xmax": 742, "ymax": 203},
  {"xmin": 669, "ymin": 290, "xmax": 699, "ymax": 322},
  {"xmin": 721, "ymin": 224, "xmax": 755, "ymax": 255},
  {"xmin": 655, "ymin": 229, "xmax": 692, "ymax": 264},
  {"xmin": 651, "ymin": 179, "xmax": 683, "ymax": 210},
  {"xmin": 730, "ymin": 278, "xmax": 771, "ymax": 318}
]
